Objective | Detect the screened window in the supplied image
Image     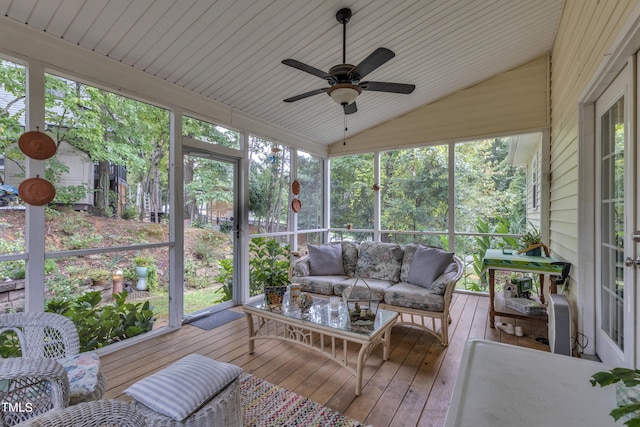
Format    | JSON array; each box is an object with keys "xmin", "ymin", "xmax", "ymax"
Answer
[
  {"xmin": 381, "ymin": 146, "xmax": 449, "ymax": 233},
  {"xmin": 296, "ymin": 151, "xmax": 323, "ymax": 231},
  {"xmin": 248, "ymin": 136, "xmax": 291, "ymax": 233},
  {"xmin": 454, "ymin": 138, "xmax": 526, "ymax": 233},
  {"xmin": 329, "ymin": 154, "xmax": 374, "ymax": 230},
  {"xmin": 0, "ymin": 59, "xmax": 26, "ymax": 261},
  {"xmin": 182, "ymin": 115, "xmax": 239, "ymax": 148}
]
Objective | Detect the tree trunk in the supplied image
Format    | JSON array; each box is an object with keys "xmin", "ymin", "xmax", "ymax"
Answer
[{"xmin": 95, "ymin": 160, "xmax": 111, "ymax": 216}]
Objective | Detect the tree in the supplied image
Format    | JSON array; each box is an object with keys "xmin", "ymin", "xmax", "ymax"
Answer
[
  {"xmin": 330, "ymin": 154, "xmax": 374, "ymax": 229},
  {"xmin": 248, "ymin": 136, "xmax": 290, "ymax": 233}
]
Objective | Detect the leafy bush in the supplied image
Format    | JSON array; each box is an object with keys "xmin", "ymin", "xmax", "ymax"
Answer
[
  {"xmin": 46, "ymin": 274, "xmax": 82, "ymax": 300},
  {"xmin": 193, "ymin": 231, "xmax": 226, "ymax": 265},
  {"xmin": 215, "ymin": 258, "xmax": 233, "ymax": 302},
  {"xmin": 249, "ymin": 237, "xmax": 290, "ymax": 295},
  {"xmin": 0, "ymin": 332, "xmax": 21, "ymax": 358},
  {"xmin": 60, "ymin": 212, "xmax": 90, "ymax": 235},
  {"xmin": 0, "ymin": 237, "xmax": 25, "ymax": 280},
  {"xmin": 46, "ymin": 291, "xmax": 155, "ymax": 352},
  {"xmin": 66, "ymin": 233, "xmax": 103, "ymax": 250},
  {"xmin": 53, "ymin": 184, "xmax": 91, "ymax": 206},
  {"xmin": 219, "ymin": 221, "xmax": 234, "ymax": 233},
  {"xmin": 121, "ymin": 206, "xmax": 138, "ymax": 220}
]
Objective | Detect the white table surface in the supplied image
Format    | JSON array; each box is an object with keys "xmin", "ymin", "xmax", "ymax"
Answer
[{"xmin": 444, "ymin": 339, "xmax": 620, "ymax": 427}]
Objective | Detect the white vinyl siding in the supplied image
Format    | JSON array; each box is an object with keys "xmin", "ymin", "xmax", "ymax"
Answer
[{"xmin": 550, "ymin": 1, "xmax": 635, "ymax": 277}]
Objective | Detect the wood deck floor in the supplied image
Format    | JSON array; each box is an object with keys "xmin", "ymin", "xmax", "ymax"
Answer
[{"xmin": 101, "ymin": 292, "xmax": 549, "ymax": 427}]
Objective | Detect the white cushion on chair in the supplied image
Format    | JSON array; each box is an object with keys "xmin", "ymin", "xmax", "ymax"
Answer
[{"xmin": 124, "ymin": 354, "xmax": 242, "ymax": 421}]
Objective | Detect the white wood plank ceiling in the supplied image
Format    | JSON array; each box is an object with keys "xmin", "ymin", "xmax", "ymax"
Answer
[{"xmin": 0, "ymin": 0, "xmax": 564, "ymax": 146}]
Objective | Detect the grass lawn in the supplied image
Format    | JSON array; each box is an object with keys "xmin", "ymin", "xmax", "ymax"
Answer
[{"xmin": 139, "ymin": 286, "xmax": 228, "ymax": 327}]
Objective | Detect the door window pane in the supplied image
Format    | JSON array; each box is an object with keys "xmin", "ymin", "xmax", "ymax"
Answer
[
  {"xmin": 600, "ymin": 96, "xmax": 625, "ymax": 350},
  {"xmin": 183, "ymin": 154, "xmax": 235, "ymax": 316}
]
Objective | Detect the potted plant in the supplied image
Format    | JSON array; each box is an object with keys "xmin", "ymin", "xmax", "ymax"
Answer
[
  {"xmin": 521, "ymin": 223, "xmax": 543, "ymax": 256},
  {"xmin": 250, "ymin": 237, "xmax": 290, "ymax": 308},
  {"xmin": 133, "ymin": 255, "xmax": 154, "ymax": 291}
]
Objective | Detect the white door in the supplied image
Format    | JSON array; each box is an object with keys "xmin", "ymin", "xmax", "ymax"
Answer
[{"xmin": 595, "ymin": 64, "xmax": 635, "ymax": 367}]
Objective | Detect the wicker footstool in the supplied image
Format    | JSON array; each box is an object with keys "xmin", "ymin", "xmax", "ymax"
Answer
[{"xmin": 124, "ymin": 354, "xmax": 243, "ymax": 427}]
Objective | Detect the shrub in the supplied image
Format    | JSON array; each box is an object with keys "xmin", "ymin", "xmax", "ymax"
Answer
[
  {"xmin": 60, "ymin": 212, "xmax": 90, "ymax": 235},
  {"xmin": 193, "ymin": 231, "xmax": 226, "ymax": 265},
  {"xmin": 66, "ymin": 233, "xmax": 103, "ymax": 250},
  {"xmin": 214, "ymin": 258, "xmax": 233, "ymax": 302},
  {"xmin": 46, "ymin": 274, "xmax": 81, "ymax": 300},
  {"xmin": 46, "ymin": 291, "xmax": 155, "ymax": 351},
  {"xmin": 121, "ymin": 206, "xmax": 138, "ymax": 220}
]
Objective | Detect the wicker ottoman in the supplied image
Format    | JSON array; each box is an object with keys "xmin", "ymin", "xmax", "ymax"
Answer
[{"xmin": 124, "ymin": 354, "xmax": 243, "ymax": 427}]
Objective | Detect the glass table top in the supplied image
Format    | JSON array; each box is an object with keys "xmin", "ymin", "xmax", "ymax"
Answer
[{"xmin": 244, "ymin": 297, "xmax": 397, "ymax": 336}]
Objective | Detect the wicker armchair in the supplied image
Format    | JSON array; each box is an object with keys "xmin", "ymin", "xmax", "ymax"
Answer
[
  {"xmin": 0, "ymin": 313, "xmax": 107, "ymax": 426},
  {"xmin": 14, "ymin": 400, "xmax": 148, "ymax": 427}
]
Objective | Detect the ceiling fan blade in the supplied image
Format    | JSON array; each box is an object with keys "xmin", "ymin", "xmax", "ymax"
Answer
[
  {"xmin": 344, "ymin": 102, "xmax": 357, "ymax": 115},
  {"xmin": 350, "ymin": 47, "xmax": 395, "ymax": 80},
  {"xmin": 282, "ymin": 59, "xmax": 330, "ymax": 80},
  {"xmin": 283, "ymin": 88, "xmax": 328, "ymax": 103},
  {"xmin": 360, "ymin": 81, "xmax": 415, "ymax": 94}
]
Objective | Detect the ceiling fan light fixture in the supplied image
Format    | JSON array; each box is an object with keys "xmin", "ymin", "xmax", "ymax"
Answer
[{"xmin": 327, "ymin": 83, "xmax": 361, "ymax": 105}]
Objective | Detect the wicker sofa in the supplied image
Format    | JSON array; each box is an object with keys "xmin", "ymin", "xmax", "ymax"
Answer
[{"xmin": 290, "ymin": 242, "xmax": 463, "ymax": 346}]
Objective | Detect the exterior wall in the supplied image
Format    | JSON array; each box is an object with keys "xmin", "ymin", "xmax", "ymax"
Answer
[
  {"xmin": 527, "ymin": 148, "xmax": 542, "ymax": 228},
  {"xmin": 56, "ymin": 141, "xmax": 93, "ymax": 207},
  {"xmin": 331, "ymin": 55, "xmax": 550, "ymax": 155},
  {"xmin": 550, "ymin": 0, "xmax": 638, "ymax": 352},
  {"xmin": 550, "ymin": 0, "xmax": 635, "ymax": 267}
]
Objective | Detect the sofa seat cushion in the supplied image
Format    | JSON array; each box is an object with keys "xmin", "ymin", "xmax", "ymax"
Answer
[
  {"xmin": 384, "ymin": 281, "xmax": 446, "ymax": 312},
  {"xmin": 294, "ymin": 275, "xmax": 348, "ymax": 295},
  {"xmin": 355, "ymin": 242, "xmax": 404, "ymax": 282},
  {"xmin": 333, "ymin": 277, "xmax": 395, "ymax": 301}
]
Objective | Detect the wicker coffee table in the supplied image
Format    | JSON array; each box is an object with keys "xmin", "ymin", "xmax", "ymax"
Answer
[{"xmin": 243, "ymin": 297, "xmax": 397, "ymax": 396}]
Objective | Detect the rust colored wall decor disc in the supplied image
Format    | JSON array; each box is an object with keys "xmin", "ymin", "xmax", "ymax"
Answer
[
  {"xmin": 18, "ymin": 131, "xmax": 57, "ymax": 160},
  {"xmin": 18, "ymin": 177, "xmax": 56, "ymax": 206},
  {"xmin": 291, "ymin": 198, "xmax": 302, "ymax": 212},
  {"xmin": 292, "ymin": 179, "xmax": 301, "ymax": 195}
]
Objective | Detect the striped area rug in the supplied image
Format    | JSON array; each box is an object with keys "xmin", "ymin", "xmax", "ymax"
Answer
[{"xmin": 240, "ymin": 373, "xmax": 367, "ymax": 427}]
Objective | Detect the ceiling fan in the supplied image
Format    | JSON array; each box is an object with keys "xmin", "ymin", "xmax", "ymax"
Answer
[{"xmin": 282, "ymin": 8, "xmax": 415, "ymax": 115}]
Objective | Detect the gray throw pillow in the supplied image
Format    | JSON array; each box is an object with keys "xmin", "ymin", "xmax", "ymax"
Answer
[
  {"xmin": 407, "ymin": 246, "xmax": 454, "ymax": 289},
  {"xmin": 308, "ymin": 243, "xmax": 345, "ymax": 275}
]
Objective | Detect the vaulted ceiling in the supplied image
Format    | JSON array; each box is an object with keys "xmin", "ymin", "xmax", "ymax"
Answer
[{"xmin": 0, "ymin": 0, "xmax": 564, "ymax": 146}]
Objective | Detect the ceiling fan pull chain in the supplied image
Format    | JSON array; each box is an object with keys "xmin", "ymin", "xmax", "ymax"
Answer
[{"xmin": 343, "ymin": 114, "xmax": 348, "ymax": 145}]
